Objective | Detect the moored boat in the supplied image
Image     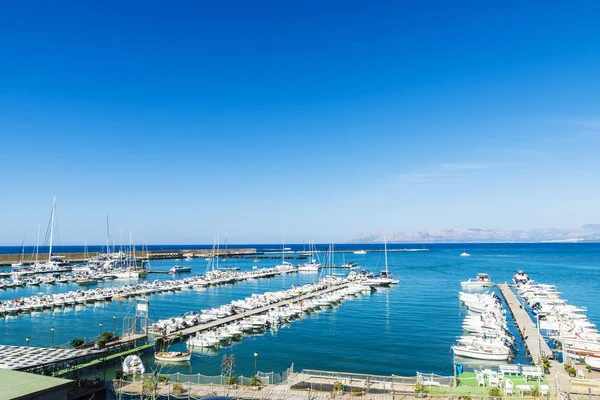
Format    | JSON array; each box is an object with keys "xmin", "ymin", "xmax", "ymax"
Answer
[
  {"xmin": 170, "ymin": 265, "xmax": 192, "ymax": 274},
  {"xmin": 155, "ymin": 351, "xmax": 192, "ymax": 362},
  {"xmin": 513, "ymin": 270, "xmax": 530, "ymax": 285},
  {"xmin": 461, "ymin": 273, "xmax": 493, "ymax": 289},
  {"xmin": 123, "ymin": 355, "xmax": 145, "ymax": 375},
  {"xmin": 585, "ymin": 356, "xmax": 600, "ymax": 371}
]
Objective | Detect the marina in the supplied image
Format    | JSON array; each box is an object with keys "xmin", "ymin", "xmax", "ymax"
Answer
[{"xmin": 0, "ymin": 243, "xmax": 599, "ymax": 399}]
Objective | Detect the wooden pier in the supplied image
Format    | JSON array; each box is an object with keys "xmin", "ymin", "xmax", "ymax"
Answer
[
  {"xmin": 160, "ymin": 282, "xmax": 353, "ymax": 342},
  {"xmin": 497, "ymin": 284, "xmax": 555, "ymax": 367}
]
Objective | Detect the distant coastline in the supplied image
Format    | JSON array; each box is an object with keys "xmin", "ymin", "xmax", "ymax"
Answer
[{"xmin": 348, "ymin": 225, "xmax": 600, "ymax": 244}]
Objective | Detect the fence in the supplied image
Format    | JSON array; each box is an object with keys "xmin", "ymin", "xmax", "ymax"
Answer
[
  {"xmin": 124, "ymin": 363, "xmax": 294, "ymax": 386},
  {"xmin": 289, "ymin": 368, "xmax": 421, "ymax": 395}
]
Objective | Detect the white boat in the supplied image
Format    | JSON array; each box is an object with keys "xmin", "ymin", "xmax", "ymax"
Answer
[
  {"xmin": 460, "ymin": 251, "xmax": 471, "ymax": 257},
  {"xmin": 298, "ymin": 261, "xmax": 320, "ymax": 272},
  {"xmin": 452, "ymin": 344, "xmax": 510, "ymax": 361},
  {"xmin": 170, "ymin": 265, "xmax": 192, "ymax": 274},
  {"xmin": 76, "ymin": 277, "xmax": 98, "ymax": 286},
  {"xmin": 361, "ymin": 237, "xmax": 399, "ymax": 286},
  {"xmin": 122, "ymin": 355, "xmax": 145, "ymax": 375},
  {"xmin": 113, "ymin": 270, "xmax": 140, "ymax": 279},
  {"xmin": 513, "ymin": 270, "xmax": 530, "ymax": 285},
  {"xmin": 461, "ymin": 273, "xmax": 493, "ymax": 289},
  {"xmin": 353, "ymin": 250, "xmax": 367, "ymax": 255},
  {"xmin": 585, "ymin": 356, "xmax": 600, "ymax": 371},
  {"xmin": 155, "ymin": 351, "xmax": 191, "ymax": 362}
]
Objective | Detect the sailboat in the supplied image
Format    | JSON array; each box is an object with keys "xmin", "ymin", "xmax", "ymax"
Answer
[
  {"xmin": 297, "ymin": 241, "xmax": 321, "ymax": 272},
  {"xmin": 361, "ymin": 236, "xmax": 399, "ymax": 286},
  {"xmin": 275, "ymin": 233, "xmax": 295, "ymax": 273},
  {"xmin": 11, "ymin": 238, "xmax": 26, "ymax": 268},
  {"xmin": 39, "ymin": 197, "xmax": 68, "ymax": 270}
]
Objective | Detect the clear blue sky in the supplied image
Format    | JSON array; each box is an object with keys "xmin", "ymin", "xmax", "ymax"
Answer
[{"xmin": 1, "ymin": 1, "xmax": 600, "ymax": 245}]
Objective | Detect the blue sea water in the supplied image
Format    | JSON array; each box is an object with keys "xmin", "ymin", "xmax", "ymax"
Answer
[{"xmin": 0, "ymin": 243, "xmax": 598, "ymax": 378}]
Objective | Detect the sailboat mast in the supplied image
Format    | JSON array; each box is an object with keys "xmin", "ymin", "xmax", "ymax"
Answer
[
  {"xmin": 105, "ymin": 215, "xmax": 110, "ymax": 254},
  {"xmin": 216, "ymin": 231, "xmax": 220, "ymax": 270},
  {"xmin": 384, "ymin": 235, "xmax": 389, "ymax": 274},
  {"xmin": 282, "ymin": 233, "xmax": 285, "ymax": 265},
  {"xmin": 35, "ymin": 224, "xmax": 40, "ymax": 265},
  {"xmin": 48, "ymin": 197, "xmax": 56, "ymax": 262}
]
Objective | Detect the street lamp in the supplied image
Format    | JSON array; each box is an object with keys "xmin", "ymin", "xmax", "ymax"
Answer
[
  {"xmin": 26, "ymin": 337, "xmax": 30, "ymax": 347},
  {"xmin": 99, "ymin": 322, "xmax": 103, "ymax": 336},
  {"xmin": 113, "ymin": 315, "xmax": 117, "ymax": 333},
  {"xmin": 254, "ymin": 352, "xmax": 258, "ymax": 376},
  {"xmin": 51, "ymin": 327, "xmax": 55, "ymax": 348}
]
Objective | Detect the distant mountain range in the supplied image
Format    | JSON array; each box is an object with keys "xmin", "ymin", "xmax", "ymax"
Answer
[{"xmin": 348, "ymin": 224, "xmax": 600, "ymax": 243}]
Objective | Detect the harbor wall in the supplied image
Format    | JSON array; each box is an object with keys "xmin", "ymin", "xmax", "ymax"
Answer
[{"xmin": 0, "ymin": 248, "xmax": 258, "ymax": 266}]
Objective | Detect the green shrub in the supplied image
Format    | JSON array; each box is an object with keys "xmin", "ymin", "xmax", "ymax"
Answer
[
  {"xmin": 225, "ymin": 375, "xmax": 238, "ymax": 385},
  {"xmin": 172, "ymin": 380, "xmax": 183, "ymax": 392},
  {"xmin": 249, "ymin": 375, "xmax": 261, "ymax": 386},
  {"xmin": 71, "ymin": 338, "xmax": 85, "ymax": 348},
  {"xmin": 415, "ymin": 381, "xmax": 429, "ymax": 394},
  {"xmin": 351, "ymin": 387, "xmax": 364, "ymax": 396},
  {"xmin": 488, "ymin": 386, "xmax": 501, "ymax": 397},
  {"xmin": 333, "ymin": 381, "xmax": 344, "ymax": 392},
  {"xmin": 531, "ymin": 386, "xmax": 541, "ymax": 397},
  {"xmin": 142, "ymin": 378, "xmax": 153, "ymax": 393},
  {"xmin": 159, "ymin": 375, "xmax": 170, "ymax": 383}
]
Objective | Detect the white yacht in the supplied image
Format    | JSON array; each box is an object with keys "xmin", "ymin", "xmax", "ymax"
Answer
[
  {"xmin": 297, "ymin": 261, "xmax": 321, "ymax": 273},
  {"xmin": 461, "ymin": 273, "xmax": 493, "ymax": 289},
  {"xmin": 353, "ymin": 250, "xmax": 367, "ymax": 255},
  {"xmin": 513, "ymin": 270, "xmax": 530, "ymax": 285},
  {"xmin": 122, "ymin": 355, "xmax": 145, "ymax": 375},
  {"xmin": 170, "ymin": 265, "xmax": 192, "ymax": 274},
  {"xmin": 460, "ymin": 250, "xmax": 471, "ymax": 257}
]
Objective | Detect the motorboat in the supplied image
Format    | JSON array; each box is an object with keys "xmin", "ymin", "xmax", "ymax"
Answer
[
  {"xmin": 170, "ymin": 265, "xmax": 192, "ymax": 274},
  {"xmin": 76, "ymin": 277, "xmax": 98, "ymax": 286},
  {"xmin": 123, "ymin": 355, "xmax": 145, "ymax": 375},
  {"xmin": 513, "ymin": 270, "xmax": 530, "ymax": 285},
  {"xmin": 155, "ymin": 351, "xmax": 192, "ymax": 362},
  {"xmin": 452, "ymin": 344, "xmax": 511, "ymax": 361},
  {"xmin": 461, "ymin": 273, "xmax": 493, "ymax": 289},
  {"xmin": 460, "ymin": 251, "xmax": 471, "ymax": 257},
  {"xmin": 585, "ymin": 356, "xmax": 600, "ymax": 371},
  {"xmin": 353, "ymin": 250, "xmax": 367, "ymax": 255}
]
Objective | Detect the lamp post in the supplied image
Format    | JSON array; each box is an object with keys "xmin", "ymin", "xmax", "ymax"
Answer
[
  {"xmin": 113, "ymin": 315, "xmax": 116, "ymax": 333},
  {"xmin": 254, "ymin": 352, "xmax": 258, "ymax": 376},
  {"xmin": 51, "ymin": 327, "xmax": 55, "ymax": 348},
  {"xmin": 99, "ymin": 322, "xmax": 103, "ymax": 336},
  {"xmin": 26, "ymin": 337, "xmax": 30, "ymax": 347}
]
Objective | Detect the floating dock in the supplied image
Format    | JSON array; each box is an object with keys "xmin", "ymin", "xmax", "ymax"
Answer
[
  {"xmin": 160, "ymin": 282, "xmax": 352, "ymax": 342},
  {"xmin": 497, "ymin": 284, "xmax": 556, "ymax": 367}
]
